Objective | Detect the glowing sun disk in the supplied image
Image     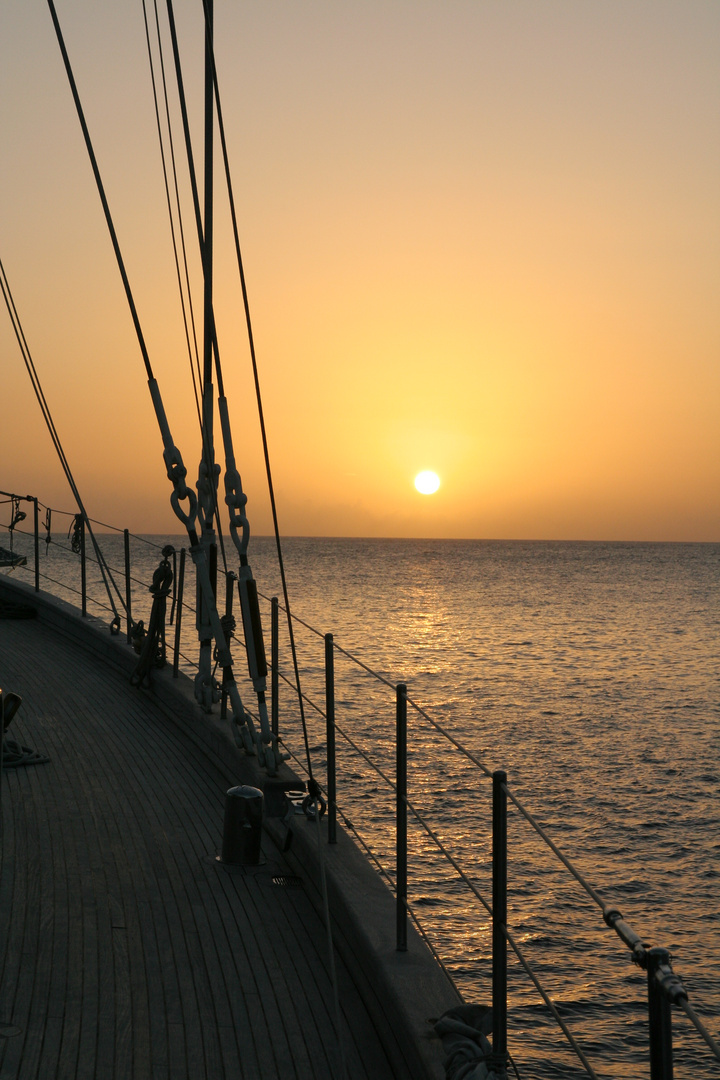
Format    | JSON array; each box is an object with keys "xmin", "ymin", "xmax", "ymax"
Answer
[{"xmin": 415, "ymin": 471, "xmax": 440, "ymax": 495}]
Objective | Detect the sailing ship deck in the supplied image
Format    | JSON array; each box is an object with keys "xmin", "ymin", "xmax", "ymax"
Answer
[{"xmin": 0, "ymin": 604, "xmax": 439, "ymax": 1080}]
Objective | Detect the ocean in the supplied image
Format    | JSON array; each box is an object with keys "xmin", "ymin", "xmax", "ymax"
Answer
[{"xmin": 3, "ymin": 530, "xmax": 719, "ymax": 1079}]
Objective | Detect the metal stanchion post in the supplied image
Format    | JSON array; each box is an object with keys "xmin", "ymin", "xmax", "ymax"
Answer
[
  {"xmin": 492, "ymin": 769, "xmax": 509, "ymax": 1079},
  {"xmin": 124, "ymin": 529, "xmax": 132, "ymax": 644},
  {"xmin": 33, "ymin": 499, "xmax": 39, "ymax": 592},
  {"xmin": 80, "ymin": 515, "xmax": 87, "ymax": 617},
  {"xmin": 396, "ymin": 683, "xmax": 408, "ymax": 952},
  {"xmin": 173, "ymin": 548, "xmax": 185, "ymax": 678},
  {"xmin": 271, "ymin": 597, "xmax": 279, "ymax": 739},
  {"xmin": 325, "ymin": 633, "xmax": 337, "ymax": 844},
  {"xmin": 648, "ymin": 947, "xmax": 675, "ymax": 1080},
  {"xmin": 221, "ymin": 571, "xmax": 235, "ymax": 719}
]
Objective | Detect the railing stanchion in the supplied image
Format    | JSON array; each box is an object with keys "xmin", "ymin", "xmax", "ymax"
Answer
[
  {"xmin": 271, "ymin": 596, "xmax": 279, "ymax": 739},
  {"xmin": 80, "ymin": 515, "xmax": 87, "ymax": 617},
  {"xmin": 221, "ymin": 571, "xmax": 235, "ymax": 719},
  {"xmin": 325, "ymin": 633, "xmax": 337, "ymax": 844},
  {"xmin": 492, "ymin": 769, "xmax": 509, "ymax": 1079},
  {"xmin": 173, "ymin": 548, "xmax": 185, "ymax": 678},
  {"xmin": 396, "ymin": 682, "xmax": 408, "ymax": 951},
  {"xmin": 648, "ymin": 947, "xmax": 674, "ymax": 1080},
  {"xmin": 33, "ymin": 498, "xmax": 39, "ymax": 592},
  {"xmin": 123, "ymin": 529, "xmax": 132, "ymax": 643}
]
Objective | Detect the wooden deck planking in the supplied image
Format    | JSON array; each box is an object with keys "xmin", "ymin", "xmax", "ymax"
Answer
[
  {"xmin": 76, "ymin": 683, "xmax": 291, "ymax": 1080},
  {"xmin": 267, "ymin": 881, "xmax": 389, "ymax": 1080},
  {"xmin": 21, "ymin": 758, "xmax": 57, "ymax": 1080},
  {"xmin": 29, "ymin": 692, "xmax": 114, "ymax": 1080},
  {"xmin": 1, "ymin": 768, "xmax": 35, "ymax": 1080},
  {"xmin": 7, "ymin": 639, "xmax": 255, "ymax": 1080},
  {"xmin": 49, "ymin": 666, "xmax": 232, "ymax": 1077},
  {"xmin": 251, "ymin": 868, "xmax": 361, "ymax": 1076},
  {"xmin": 0, "ymin": 615, "xmax": 400, "ymax": 1079},
  {"xmin": 234, "ymin": 874, "xmax": 331, "ymax": 1080}
]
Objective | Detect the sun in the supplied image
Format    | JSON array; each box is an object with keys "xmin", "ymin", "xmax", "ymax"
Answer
[{"xmin": 414, "ymin": 470, "xmax": 440, "ymax": 495}]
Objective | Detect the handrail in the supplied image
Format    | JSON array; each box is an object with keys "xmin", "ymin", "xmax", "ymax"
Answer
[
  {"xmin": 257, "ymin": 588, "xmax": 399, "ymax": 688},
  {"xmin": 3, "ymin": 502, "xmax": 718, "ymax": 1076},
  {"xmin": 260, "ymin": 589, "xmax": 497, "ymax": 776},
  {"xmin": 258, "ymin": 588, "xmax": 720, "ymax": 1075},
  {"xmin": 504, "ymin": 923, "xmax": 602, "ymax": 1080},
  {"xmin": 1, "ymin": 524, "xmax": 196, "ymax": 621},
  {"xmin": 1, "ymin": 491, "xmax": 165, "ymax": 547},
  {"xmin": 678, "ymin": 999, "xmax": 720, "ymax": 1061},
  {"xmin": 282, "ymin": 731, "xmax": 459, "ymax": 992}
]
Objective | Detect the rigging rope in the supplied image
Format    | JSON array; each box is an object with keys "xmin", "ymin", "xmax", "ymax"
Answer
[
  {"xmin": 42, "ymin": 0, "xmax": 200, "ymax": 622},
  {"xmin": 191, "ymin": 6, "xmax": 347, "ymax": 1062},
  {"xmin": 0, "ymin": 258, "xmax": 124, "ymax": 626},
  {"xmin": 144, "ymin": 0, "xmax": 219, "ymax": 566},
  {"xmin": 163, "ymin": 0, "xmax": 216, "ymax": 384},
  {"xmin": 46, "ymin": 0, "xmax": 154, "ymax": 382},
  {"xmin": 198, "ymin": 0, "xmax": 319, "ymax": 799},
  {"xmin": 141, "ymin": 0, "xmax": 203, "ymax": 424},
  {"xmin": 44, "ymin": 0, "xmax": 275, "ymax": 768},
  {"xmin": 154, "ymin": 0, "xmax": 278, "ymax": 768},
  {"xmin": 504, "ymin": 927, "xmax": 601, "ymax": 1080},
  {"xmin": 155, "ymin": 0, "xmax": 234, "ymax": 577},
  {"xmin": 45, "ymin": 0, "xmax": 203, "ymax": 561}
]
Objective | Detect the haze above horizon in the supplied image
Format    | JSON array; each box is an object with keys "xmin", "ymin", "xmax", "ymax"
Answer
[{"xmin": 1, "ymin": 1, "xmax": 718, "ymax": 542}]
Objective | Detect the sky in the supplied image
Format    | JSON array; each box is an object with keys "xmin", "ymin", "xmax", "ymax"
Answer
[{"xmin": 1, "ymin": 1, "xmax": 718, "ymax": 540}]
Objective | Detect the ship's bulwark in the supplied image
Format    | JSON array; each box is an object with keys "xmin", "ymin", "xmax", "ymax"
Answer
[{"xmin": 0, "ymin": 580, "xmax": 456, "ymax": 1080}]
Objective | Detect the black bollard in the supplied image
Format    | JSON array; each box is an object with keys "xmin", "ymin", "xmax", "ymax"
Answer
[{"xmin": 221, "ymin": 786, "xmax": 263, "ymax": 866}]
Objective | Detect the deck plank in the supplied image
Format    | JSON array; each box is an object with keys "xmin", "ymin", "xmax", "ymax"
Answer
[{"xmin": 0, "ymin": 614, "xmax": 399, "ymax": 1079}]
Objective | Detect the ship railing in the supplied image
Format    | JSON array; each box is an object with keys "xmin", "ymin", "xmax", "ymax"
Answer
[
  {"xmin": 3, "ymin": 496, "xmax": 719, "ymax": 1078},
  {"xmin": 1, "ymin": 495, "xmax": 264, "ymax": 680},
  {"xmin": 0, "ymin": 497, "xmax": 200, "ymax": 671},
  {"xmin": 258, "ymin": 590, "xmax": 720, "ymax": 1080}
]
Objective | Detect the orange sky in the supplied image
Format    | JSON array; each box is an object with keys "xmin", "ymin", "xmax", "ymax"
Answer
[{"xmin": 1, "ymin": 1, "xmax": 718, "ymax": 540}]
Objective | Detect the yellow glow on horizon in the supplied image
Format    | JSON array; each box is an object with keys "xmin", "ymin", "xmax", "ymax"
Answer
[
  {"xmin": 1, "ymin": 4, "xmax": 718, "ymax": 540},
  {"xmin": 415, "ymin": 471, "xmax": 440, "ymax": 495}
]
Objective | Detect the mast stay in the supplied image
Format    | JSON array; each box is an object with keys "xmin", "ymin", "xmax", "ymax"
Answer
[{"xmin": 45, "ymin": 0, "xmax": 283, "ymax": 773}]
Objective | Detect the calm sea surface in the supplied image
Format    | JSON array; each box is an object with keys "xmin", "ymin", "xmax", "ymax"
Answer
[{"xmin": 3, "ymin": 532, "xmax": 719, "ymax": 1078}]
